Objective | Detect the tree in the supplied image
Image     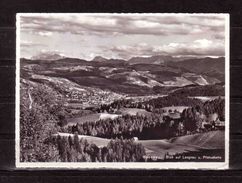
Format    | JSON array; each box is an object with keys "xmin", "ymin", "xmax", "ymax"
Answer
[
  {"xmin": 73, "ymin": 133, "xmax": 81, "ymax": 153},
  {"xmin": 57, "ymin": 111, "xmax": 67, "ymax": 127},
  {"xmin": 181, "ymin": 108, "xmax": 198, "ymax": 133},
  {"xmin": 68, "ymin": 135, "xmax": 73, "ymax": 148}
]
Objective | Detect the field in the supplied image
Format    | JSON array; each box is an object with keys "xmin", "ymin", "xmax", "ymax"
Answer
[
  {"xmin": 66, "ymin": 113, "xmax": 121, "ymax": 126},
  {"xmin": 66, "ymin": 108, "xmax": 152, "ymax": 126},
  {"xmin": 118, "ymin": 108, "xmax": 152, "ymax": 116},
  {"xmin": 188, "ymin": 96, "xmax": 225, "ymax": 102}
]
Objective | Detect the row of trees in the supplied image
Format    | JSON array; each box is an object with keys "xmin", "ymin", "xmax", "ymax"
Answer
[
  {"xmin": 61, "ymin": 113, "xmax": 164, "ymax": 139},
  {"xmin": 95, "ymin": 95, "xmax": 204, "ymax": 113},
  {"xmin": 55, "ymin": 134, "xmax": 146, "ymax": 162},
  {"xmin": 143, "ymin": 95, "xmax": 203, "ymax": 110}
]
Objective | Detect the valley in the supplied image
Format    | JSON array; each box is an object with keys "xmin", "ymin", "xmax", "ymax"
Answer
[{"xmin": 20, "ymin": 55, "xmax": 225, "ymax": 162}]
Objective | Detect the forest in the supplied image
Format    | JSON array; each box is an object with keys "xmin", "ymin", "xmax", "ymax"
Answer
[
  {"xmin": 169, "ymin": 84, "xmax": 225, "ymax": 97},
  {"xmin": 55, "ymin": 134, "xmax": 145, "ymax": 162}
]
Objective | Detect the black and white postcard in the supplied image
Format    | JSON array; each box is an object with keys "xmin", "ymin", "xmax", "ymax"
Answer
[{"xmin": 15, "ymin": 13, "xmax": 229, "ymax": 169}]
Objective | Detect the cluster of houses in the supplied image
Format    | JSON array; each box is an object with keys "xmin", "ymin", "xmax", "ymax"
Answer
[
  {"xmin": 161, "ymin": 106, "xmax": 225, "ymax": 133},
  {"xmin": 62, "ymin": 87, "xmax": 124, "ymax": 109}
]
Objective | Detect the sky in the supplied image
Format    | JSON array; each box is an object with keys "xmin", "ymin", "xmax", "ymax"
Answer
[{"xmin": 19, "ymin": 14, "xmax": 226, "ymax": 60}]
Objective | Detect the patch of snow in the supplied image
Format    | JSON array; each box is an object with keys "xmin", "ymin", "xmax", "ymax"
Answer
[
  {"xmin": 163, "ymin": 77, "xmax": 193, "ymax": 87},
  {"xmin": 147, "ymin": 78, "xmax": 164, "ymax": 87},
  {"xmin": 99, "ymin": 67, "xmax": 118, "ymax": 74},
  {"xmin": 194, "ymin": 75, "xmax": 209, "ymax": 85}
]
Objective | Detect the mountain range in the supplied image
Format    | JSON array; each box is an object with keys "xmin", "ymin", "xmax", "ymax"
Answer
[{"xmin": 21, "ymin": 54, "xmax": 225, "ymax": 95}]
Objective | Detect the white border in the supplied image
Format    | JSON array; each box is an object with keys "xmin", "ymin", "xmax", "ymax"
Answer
[{"xmin": 15, "ymin": 13, "xmax": 230, "ymax": 169}]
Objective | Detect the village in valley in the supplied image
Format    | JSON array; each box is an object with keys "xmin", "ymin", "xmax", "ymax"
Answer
[{"xmin": 19, "ymin": 14, "xmax": 226, "ymax": 163}]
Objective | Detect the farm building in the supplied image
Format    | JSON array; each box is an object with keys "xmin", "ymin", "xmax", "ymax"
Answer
[
  {"xmin": 200, "ymin": 119, "xmax": 225, "ymax": 131},
  {"xmin": 161, "ymin": 106, "xmax": 189, "ymax": 114},
  {"xmin": 163, "ymin": 112, "xmax": 181, "ymax": 122}
]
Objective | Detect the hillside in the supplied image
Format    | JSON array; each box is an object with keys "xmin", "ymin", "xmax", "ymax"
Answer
[
  {"xmin": 118, "ymin": 108, "xmax": 152, "ymax": 116},
  {"xmin": 140, "ymin": 130, "xmax": 224, "ymax": 159},
  {"xmin": 128, "ymin": 55, "xmax": 174, "ymax": 65},
  {"xmin": 167, "ymin": 57, "xmax": 225, "ymax": 76},
  {"xmin": 20, "ymin": 55, "xmax": 225, "ymax": 95},
  {"xmin": 170, "ymin": 130, "xmax": 224, "ymax": 149}
]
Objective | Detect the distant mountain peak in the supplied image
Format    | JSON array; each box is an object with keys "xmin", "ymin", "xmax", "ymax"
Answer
[
  {"xmin": 92, "ymin": 56, "xmax": 109, "ymax": 62},
  {"xmin": 128, "ymin": 55, "xmax": 175, "ymax": 65},
  {"xmin": 31, "ymin": 52, "xmax": 65, "ymax": 61}
]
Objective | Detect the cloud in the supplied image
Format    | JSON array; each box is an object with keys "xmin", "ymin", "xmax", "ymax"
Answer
[
  {"xmin": 20, "ymin": 40, "xmax": 45, "ymax": 48},
  {"xmin": 30, "ymin": 50, "xmax": 66, "ymax": 60},
  {"xmin": 19, "ymin": 14, "xmax": 226, "ymax": 59},
  {"xmin": 213, "ymin": 32, "xmax": 225, "ymax": 40},
  {"xmin": 20, "ymin": 14, "xmax": 225, "ymax": 37},
  {"xmin": 38, "ymin": 31, "xmax": 53, "ymax": 36},
  {"xmin": 109, "ymin": 39, "xmax": 224, "ymax": 59},
  {"xmin": 156, "ymin": 39, "xmax": 224, "ymax": 56}
]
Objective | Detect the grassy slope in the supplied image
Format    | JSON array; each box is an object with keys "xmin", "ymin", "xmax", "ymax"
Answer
[
  {"xmin": 66, "ymin": 113, "xmax": 121, "ymax": 126},
  {"xmin": 140, "ymin": 130, "xmax": 224, "ymax": 158},
  {"xmin": 118, "ymin": 108, "xmax": 152, "ymax": 116},
  {"xmin": 170, "ymin": 130, "xmax": 224, "ymax": 149}
]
